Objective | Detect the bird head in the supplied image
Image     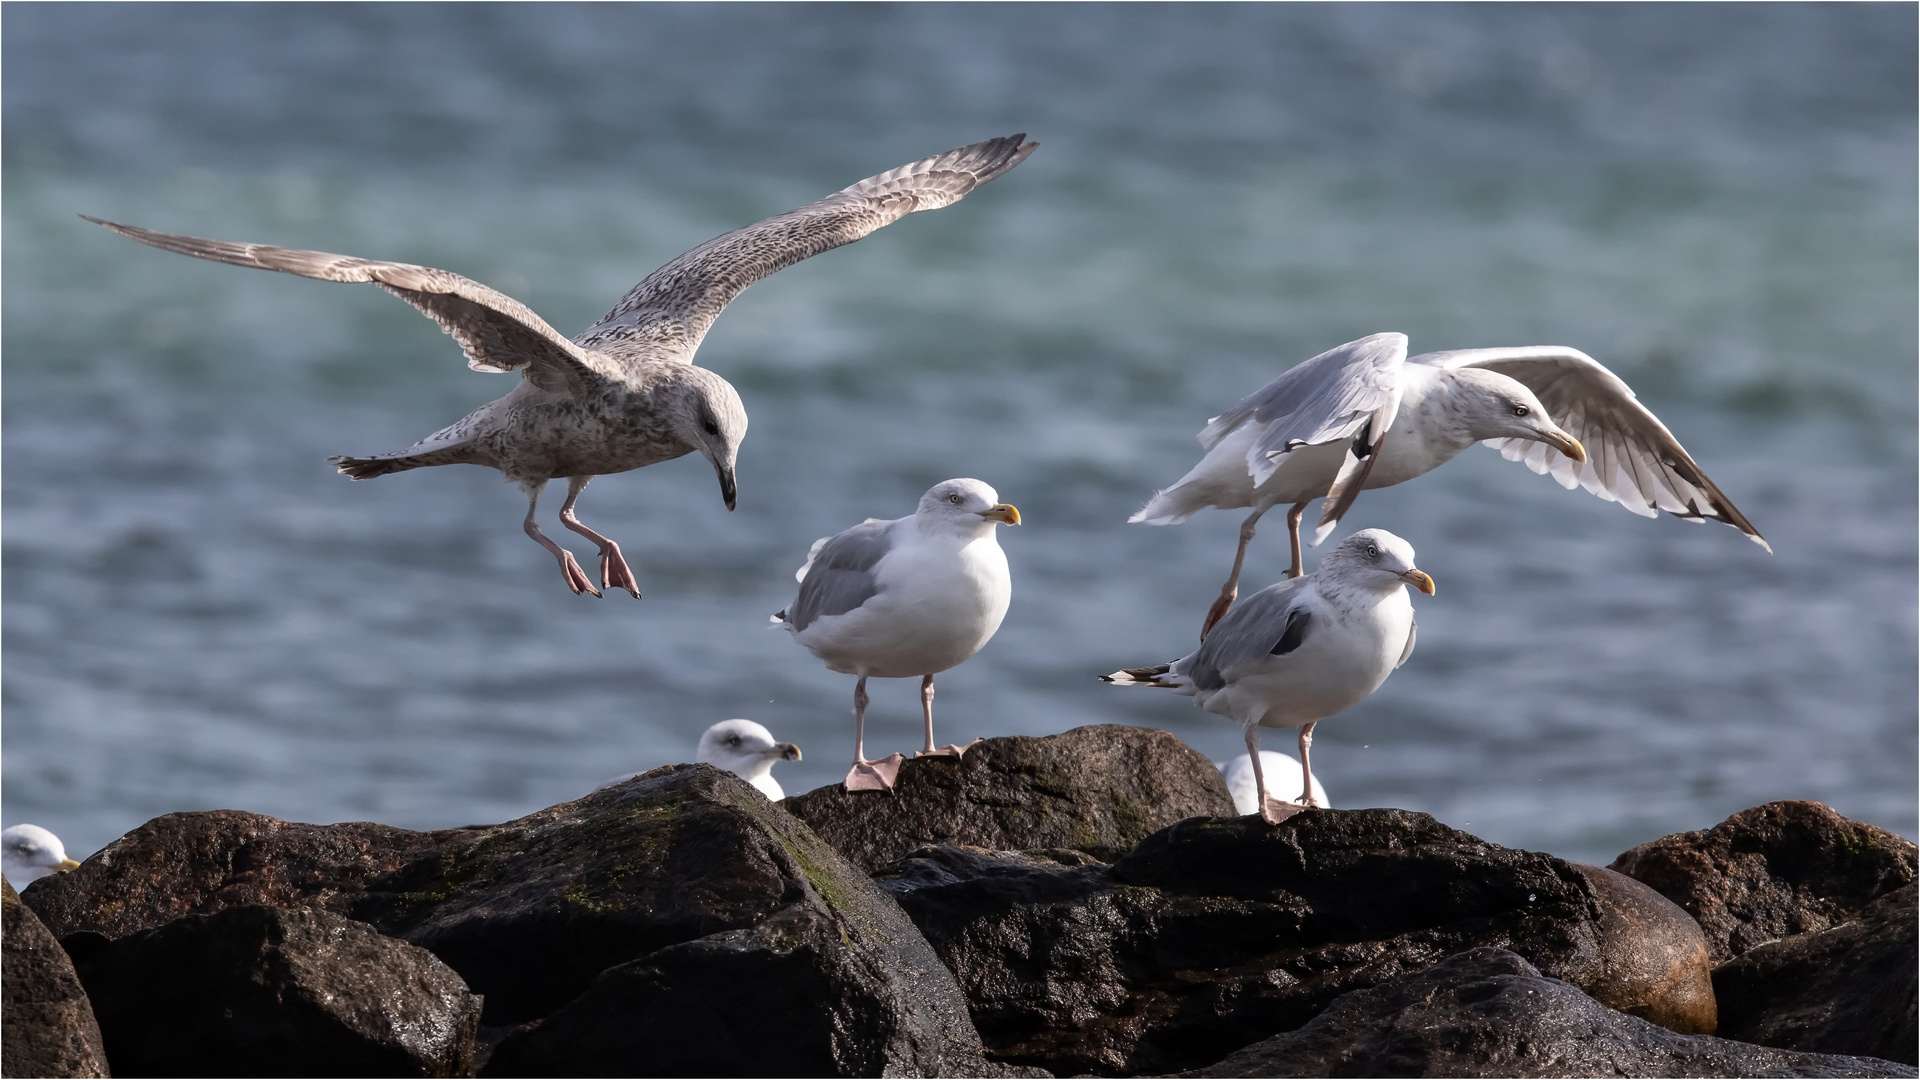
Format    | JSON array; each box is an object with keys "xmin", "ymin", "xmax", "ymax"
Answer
[
  {"xmin": 916, "ymin": 478, "xmax": 1021, "ymax": 535},
  {"xmin": 1323, "ymin": 529, "xmax": 1435, "ymax": 595},
  {"xmin": 2, "ymin": 824, "xmax": 80, "ymax": 886},
  {"xmin": 671, "ymin": 370, "xmax": 749, "ymax": 511},
  {"xmin": 1452, "ymin": 369, "xmax": 1586, "ymax": 463},
  {"xmin": 697, "ymin": 719, "xmax": 802, "ymax": 777}
]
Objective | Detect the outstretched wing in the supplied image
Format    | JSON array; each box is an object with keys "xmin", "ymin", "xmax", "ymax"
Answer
[
  {"xmin": 1414, "ymin": 346, "xmax": 1769, "ymax": 551},
  {"xmin": 780, "ymin": 518, "xmax": 899, "ymax": 632},
  {"xmin": 576, "ymin": 134, "xmax": 1039, "ymax": 358},
  {"xmin": 1200, "ymin": 333, "xmax": 1408, "ymax": 488},
  {"xmin": 84, "ymin": 216, "xmax": 612, "ymax": 394}
]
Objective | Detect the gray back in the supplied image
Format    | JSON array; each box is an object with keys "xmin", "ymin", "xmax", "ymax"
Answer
[
  {"xmin": 786, "ymin": 519, "xmax": 897, "ymax": 632},
  {"xmin": 1185, "ymin": 576, "xmax": 1315, "ymax": 692}
]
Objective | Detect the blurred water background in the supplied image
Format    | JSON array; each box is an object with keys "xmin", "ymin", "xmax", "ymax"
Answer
[{"xmin": 5, "ymin": 4, "xmax": 1914, "ymax": 864}]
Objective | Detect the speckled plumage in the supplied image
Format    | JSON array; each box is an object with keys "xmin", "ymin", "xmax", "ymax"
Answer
[{"xmin": 84, "ymin": 134, "xmax": 1039, "ymax": 597}]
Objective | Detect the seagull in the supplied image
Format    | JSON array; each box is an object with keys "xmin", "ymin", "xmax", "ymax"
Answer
[
  {"xmin": 775, "ymin": 479, "xmax": 1020, "ymax": 792},
  {"xmin": 83, "ymin": 134, "xmax": 1039, "ymax": 598},
  {"xmin": 1132, "ymin": 332, "xmax": 1767, "ymax": 636},
  {"xmin": 1104, "ymin": 528, "xmax": 1432, "ymax": 824},
  {"xmin": 1218, "ymin": 751, "xmax": 1328, "ymax": 814},
  {"xmin": 3, "ymin": 824, "xmax": 80, "ymax": 885},
  {"xmin": 597, "ymin": 719, "xmax": 801, "ymax": 799}
]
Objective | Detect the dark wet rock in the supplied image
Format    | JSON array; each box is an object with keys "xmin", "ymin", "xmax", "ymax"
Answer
[
  {"xmin": 1713, "ymin": 882, "xmax": 1917, "ymax": 1066},
  {"xmin": 1572, "ymin": 863, "xmax": 1717, "ymax": 1035},
  {"xmin": 68, "ymin": 904, "xmax": 479, "ymax": 1077},
  {"xmin": 390, "ymin": 764, "xmax": 1004, "ymax": 1076},
  {"xmin": 1610, "ymin": 801, "xmax": 1917, "ymax": 963},
  {"xmin": 1179, "ymin": 947, "xmax": 1916, "ymax": 1078},
  {"xmin": 21, "ymin": 809, "xmax": 481, "ymax": 941},
  {"xmin": 879, "ymin": 809, "xmax": 1630, "ymax": 1076},
  {"xmin": 3, "ymin": 877, "xmax": 109, "ymax": 1079},
  {"xmin": 782, "ymin": 724, "xmax": 1236, "ymax": 872}
]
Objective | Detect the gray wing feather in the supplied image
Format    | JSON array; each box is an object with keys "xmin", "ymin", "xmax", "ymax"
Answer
[
  {"xmin": 1184, "ymin": 577, "xmax": 1316, "ymax": 692},
  {"xmin": 577, "ymin": 135, "xmax": 1039, "ymax": 358},
  {"xmin": 785, "ymin": 519, "xmax": 898, "ymax": 631},
  {"xmin": 1397, "ymin": 614, "xmax": 1417, "ymax": 669},
  {"xmin": 1413, "ymin": 347, "xmax": 1768, "ymax": 551},
  {"xmin": 1200, "ymin": 333, "xmax": 1409, "ymax": 486},
  {"xmin": 83, "ymin": 216, "xmax": 612, "ymax": 394}
]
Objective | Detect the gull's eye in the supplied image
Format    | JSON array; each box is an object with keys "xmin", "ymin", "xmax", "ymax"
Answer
[
  {"xmin": 1365, "ymin": 544, "xmax": 1379, "ymax": 559},
  {"xmin": 726, "ymin": 736, "xmax": 740, "ymax": 746},
  {"xmin": 702, "ymin": 420, "xmax": 721, "ymax": 436},
  {"xmin": 948, "ymin": 493, "xmax": 963, "ymax": 504},
  {"xmin": 1511, "ymin": 404, "xmax": 1530, "ymax": 417}
]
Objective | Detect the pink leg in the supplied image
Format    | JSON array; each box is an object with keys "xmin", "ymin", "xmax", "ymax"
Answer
[
  {"xmin": 1202, "ymin": 503, "xmax": 1277, "ymax": 640},
  {"xmin": 1284, "ymin": 501, "xmax": 1308, "ymax": 579},
  {"xmin": 1295, "ymin": 721, "xmax": 1322, "ymax": 807},
  {"xmin": 914, "ymin": 674, "xmax": 979, "ymax": 759},
  {"xmin": 523, "ymin": 484, "xmax": 600, "ymax": 597},
  {"xmin": 1245, "ymin": 722, "xmax": 1305, "ymax": 825},
  {"xmin": 844, "ymin": 676, "xmax": 903, "ymax": 791},
  {"xmin": 559, "ymin": 475, "xmax": 640, "ymax": 599}
]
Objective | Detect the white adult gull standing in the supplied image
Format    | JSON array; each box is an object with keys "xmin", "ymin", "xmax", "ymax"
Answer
[
  {"xmin": 596, "ymin": 718, "xmax": 801, "ymax": 799},
  {"xmin": 3, "ymin": 824, "xmax": 80, "ymax": 885},
  {"xmin": 1133, "ymin": 332, "xmax": 1767, "ymax": 636},
  {"xmin": 1104, "ymin": 529, "xmax": 1432, "ymax": 824},
  {"xmin": 776, "ymin": 479, "xmax": 1020, "ymax": 792},
  {"xmin": 83, "ymin": 134, "xmax": 1039, "ymax": 597}
]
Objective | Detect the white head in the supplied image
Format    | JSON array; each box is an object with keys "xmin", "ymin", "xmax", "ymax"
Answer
[
  {"xmin": 1446, "ymin": 369, "xmax": 1587, "ymax": 463},
  {"xmin": 671, "ymin": 368, "xmax": 750, "ymax": 512},
  {"xmin": 3, "ymin": 824, "xmax": 79, "ymax": 885},
  {"xmin": 914, "ymin": 478, "xmax": 1021, "ymax": 537},
  {"xmin": 696, "ymin": 719, "xmax": 801, "ymax": 801},
  {"xmin": 1319, "ymin": 528, "xmax": 1436, "ymax": 596}
]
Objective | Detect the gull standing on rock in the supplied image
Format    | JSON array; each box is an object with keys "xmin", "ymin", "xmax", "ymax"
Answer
[
  {"xmin": 1105, "ymin": 529, "xmax": 1432, "ymax": 825},
  {"xmin": 776, "ymin": 479, "xmax": 1020, "ymax": 792},
  {"xmin": 1218, "ymin": 751, "xmax": 1329, "ymax": 814},
  {"xmin": 84, "ymin": 135, "xmax": 1038, "ymax": 598},
  {"xmin": 1133, "ymin": 332, "xmax": 1767, "ymax": 636},
  {"xmin": 2, "ymin": 824, "xmax": 80, "ymax": 885}
]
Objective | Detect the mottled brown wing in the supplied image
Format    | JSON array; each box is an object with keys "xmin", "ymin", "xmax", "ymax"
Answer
[
  {"xmin": 84, "ymin": 216, "xmax": 613, "ymax": 394},
  {"xmin": 576, "ymin": 134, "xmax": 1039, "ymax": 358}
]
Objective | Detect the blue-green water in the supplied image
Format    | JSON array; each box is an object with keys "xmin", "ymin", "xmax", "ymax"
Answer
[{"xmin": 5, "ymin": 4, "xmax": 1914, "ymax": 864}]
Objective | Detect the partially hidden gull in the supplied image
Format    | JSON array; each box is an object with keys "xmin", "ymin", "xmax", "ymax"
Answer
[
  {"xmin": 776, "ymin": 479, "xmax": 1020, "ymax": 791},
  {"xmin": 3, "ymin": 824, "xmax": 80, "ymax": 885},
  {"xmin": 1133, "ymin": 332, "xmax": 1768, "ymax": 636},
  {"xmin": 1104, "ymin": 529, "xmax": 1432, "ymax": 824},
  {"xmin": 1218, "ymin": 751, "xmax": 1329, "ymax": 814},
  {"xmin": 597, "ymin": 718, "xmax": 801, "ymax": 800},
  {"xmin": 83, "ymin": 134, "xmax": 1038, "ymax": 598}
]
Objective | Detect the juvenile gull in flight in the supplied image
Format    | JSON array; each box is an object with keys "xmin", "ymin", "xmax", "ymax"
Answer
[
  {"xmin": 3, "ymin": 824, "xmax": 80, "ymax": 885},
  {"xmin": 597, "ymin": 719, "xmax": 801, "ymax": 799},
  {"xmin": 776, "ymin": 479, "xmax": 1020, "ymax": 791},
  {"xmin": 84, "ymin": 134, "xmax": 1039, "ymax": 597},
  {"xmin": 1133, "ymin": 332, "xmax": 1767, "ymax": 635},
  {"xmin": 1105, "ymin": 529, "xmax": 1432, "ymax": 824}
]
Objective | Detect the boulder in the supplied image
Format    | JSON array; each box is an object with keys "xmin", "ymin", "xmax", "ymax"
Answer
[
  {"xmin": 879, "ymin": 809, "xmax": 1663, "ymax": 1076},
  {"xmin": 782, "ymin": 724, "xmax": 1236, "ymax": 872},
  {"xmin": 1713, "ymin": 882, "xmax": 1917, "ymax": 1065},
  {"xmin": 1571, "ymin": 863, "xmax": 1717, "ymax": 1035},
  {"xmin": 1609, "ymin": 801, "xmax": 1917, "ymax": 963},
  {"xmin": 386, "ymin": 764, "xmax": 1004, "ymax": 1076},
  {"xmin": 1179, "ymin": 947, "xmax": 1916, "ymax": 1078},
  {"xmin": 2, "ymin": 877, "xmax": 108, "ymax": 1079},
  {"xmin": 21, "ymin": 810, "xmax": 481, "ymax": 941},
  {"xmin": 67, "ymin": 904, "xmax": 479, "ymax": 1077}
]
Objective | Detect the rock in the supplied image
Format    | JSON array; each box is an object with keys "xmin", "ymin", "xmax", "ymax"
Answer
[
  {"xmin": 21, "ymin": 809, "xmax": 481, "ymax": 941},
  {"xmin": 68, "ymin": 904, "xmax": 479, "ymax": 1077},
  {"xmin": 1179, "ymin": 947, "xmax": 1916, "ymax": 1078},
  {"xmin": 1609, "ymin": 801, "xmax": 1917, "ymax": 963},
  {"xmin": 388, "ymin": 764, "xmax": 1004, "ymax": 1076},
  {"xmin": 1572, "ymin": 863, "xmax": 1717, "ymax": 1035},
  {"xmin": 782, "ymin": 724, "xmax": 1236, "ymax": 872},
  {"xmin": 2, "ymin": 877, "xmax": 109, "ymax": 1079},
  {"xmin": 878, "ymin": 809, "xmax": 1641, "ymax": 1077},
  {"xmin": 1713, "ymin": 882, "xmax": 1917, "ymax": 1065}
]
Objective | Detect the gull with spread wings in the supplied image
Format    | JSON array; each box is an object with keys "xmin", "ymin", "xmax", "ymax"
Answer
[
  {"xmin": 85, "ymin": 134, "xmax": 1038, "ymax": 597},
  {"xmin": 1132, "ymin": 332, "xmax": 1768, "ymax": 636}
]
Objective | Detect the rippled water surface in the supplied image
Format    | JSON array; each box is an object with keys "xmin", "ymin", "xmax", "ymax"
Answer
[{"xmin": 5, "ymin": 4, "xmax": 1914, "ymax": 863}]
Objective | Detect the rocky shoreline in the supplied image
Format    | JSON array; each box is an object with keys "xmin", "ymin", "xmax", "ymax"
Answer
[{"xmin": 3, "ymin": 724, "xmax": 1913, "ymax": 1078}]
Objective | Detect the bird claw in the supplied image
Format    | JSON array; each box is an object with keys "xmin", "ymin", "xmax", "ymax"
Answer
[
  {"xmin": 843, "ymin": 754, "xmax": 904, "ymax": 791},
  {"xmin": 1260, "ymin": 796, "xmax": 1309, "ymax": 825},
  {"xmin": 914, "ymin": 738, "xmax": 982, "ymax": 760},
  {"xmin": 600, "ymin": 543, "xmax": 642, "ymax": 599},
  {"xmin": 558, "ymin": 552, "xmax": 602, "ymax": 597}
]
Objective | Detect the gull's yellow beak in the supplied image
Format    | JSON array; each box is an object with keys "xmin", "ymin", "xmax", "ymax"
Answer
[
  {"xmin": 773, "ymin": 742, "xmax": 802, "ymax": 762},
  {"xmin": 980, "ymin": 503, "xmax": 1021, "ymax": 525},
  {"xmin": 1544, "ymin": 430, "xmax": 1587, "ymax": 464},
  {"xmin": 1401, "ymin": 568, "xmax": 1436, "ymax": 596},
  {"xmin": 58, "ymin": 858, "xmax": 80, "ymax": 871}
]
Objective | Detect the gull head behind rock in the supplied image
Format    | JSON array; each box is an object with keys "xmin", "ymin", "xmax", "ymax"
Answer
[
  {"xmin": 2, "ymin": 823, "xmax": 80, "ymax": 885},
  {"xmin": 697, "ymin": 719, "xmax": 801, "ymax": 801}
]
